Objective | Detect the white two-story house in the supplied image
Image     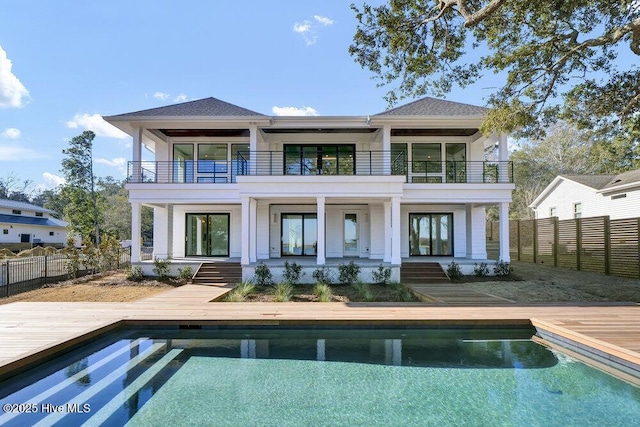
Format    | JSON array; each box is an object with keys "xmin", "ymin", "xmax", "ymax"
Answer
[
  {"xmin": 104, "ymin": 96, "xmax": 513, "ymax": 280},
  {"xmin": 0, "ymin": 199, "xmax": 69, "ymax": 251}
]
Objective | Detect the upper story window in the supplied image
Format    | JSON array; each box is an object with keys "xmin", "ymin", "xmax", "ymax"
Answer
[
  {"xmin": 549, "ymin": 207, "xmax": 557, "ymax": 217},
  {"xmin": 35, "ymin": 212, "xmax": 43, "ymax": 217},
  {"xmin": 2, "ymin": 229, "xmax": 8, "ymax": 235},
  {"xmin": 611, "ymin": 193, "xmax": 627, "ymax": 200},
  {"xmin": 284, "ymin": 145, "xmax": 355, "ymax": 175},
  {"xmin": 12, "ymin": 209, "xmax": 21, "ymax": 215},
  {"xmin": 573, "ymin": 202, "xmax": 582, "ymax": 219}
]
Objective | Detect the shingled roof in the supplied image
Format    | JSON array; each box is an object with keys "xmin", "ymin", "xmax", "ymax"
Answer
[
  {"xmin": 562, "ymin": 175, "xmax": 616, "ymax": 190},
  {"xmin": 108, "ymin": 97, "xmax": 266, "ymax": 118},
  {"xmin": 374, "ymin": 96, "xmax": 487, "ymax": 116}
]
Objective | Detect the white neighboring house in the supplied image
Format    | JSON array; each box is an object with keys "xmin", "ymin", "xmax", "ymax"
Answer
[
  {"xmin": 0, "ymin": 199, "xmax": 69, "ymax": 249},
  {"xmin": 104, "ymin": 96, "xmax": 514, "ymax": 279},
  {"xmin": 530, "ymin": 170, "xmax": 640, "ymax": 220}
]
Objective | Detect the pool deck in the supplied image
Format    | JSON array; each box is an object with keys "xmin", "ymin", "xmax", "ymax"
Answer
[{"xmin": 1, "ymin": 284, "xmax": 640, "ymax": 382}]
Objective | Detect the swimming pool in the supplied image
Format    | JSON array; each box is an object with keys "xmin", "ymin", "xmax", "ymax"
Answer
[{"xmin": 0, "ymin": 326, "xmax": 638, "ymax": 426}]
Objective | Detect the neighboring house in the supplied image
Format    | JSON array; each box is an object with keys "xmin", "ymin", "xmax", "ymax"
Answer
[
  {"xmin": 530, "ymin": 170, "xmax": 640, "ymax": 220},
  {"xmin": 0, "ymin": 199, "xmax": 69, "ymax": 250},
  {"xmin": 104, "ymin": 96, "xmax": 514, "ymax": 279}
]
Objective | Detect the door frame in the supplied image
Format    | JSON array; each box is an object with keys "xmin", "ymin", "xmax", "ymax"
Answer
[
  {"xmin": 184, "ymin": 213, "xmax": 230, "ymax": 257},
  {"xmin": 408, "ymin": 213, "xmax": 454, "ymax": 256}
]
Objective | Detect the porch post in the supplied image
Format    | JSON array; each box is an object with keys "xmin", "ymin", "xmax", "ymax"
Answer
[
  {"xmin": 241, "ymin": 197, "xmax": 250, "ymax": 265},
  {"xmin": 153, "ymin": 204, "xmax": 169, "ymax": 259},
  {"xmin": 250, "ymin": 198, "xmax": 257, "ymax": 262},
  {"xmin": 249, "ymin": 124, "xmax": 257, "ymax": 175},
  {"xmin": 317, "ymin": 196, "xmax": 326, "ymax": 265},
  {"xmin": 499, "ymin": 202, "xmax": 511, "ymax": 262},
  {"xmin": 383, "ymin": 201, "xmax": 391, "ymax": 262},
  {"xmin": 391, "ymin": 197, "xmax": 401, "ymax": 265},
  {"xmin": 465, "ymin": 204, "xmax": 473, "ymax": 258},
  {"xmin": 131, "ymin": 202, "xmax": 141, "ymax": 263},
  {"xmin": 132, "ymin": 126, "xmax": 143, "ymax": 182},
  {"xmin": 382, "ymin": 124, "xmax": 391, "ymax": 175}
]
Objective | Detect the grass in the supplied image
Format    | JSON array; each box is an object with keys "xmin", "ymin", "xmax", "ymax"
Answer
[
  {"xmin": 274, "ymin": 282, "xmax": 294, "ymax": 302},
  {"xmin": 314, "ymin": 283, "xmax": 333, "ymax": 302},
  {"xmin": 351, "ymin": 281, "xmax": 376, "ymax": 302},
  {"xmin": 224, "ymin": 280, "xmax": 256, "ymax": 302}
]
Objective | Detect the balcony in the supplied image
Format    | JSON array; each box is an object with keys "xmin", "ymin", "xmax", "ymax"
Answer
[{"xmin": 126, "ymin": 151, "xmax": 513, "ymax": 184}]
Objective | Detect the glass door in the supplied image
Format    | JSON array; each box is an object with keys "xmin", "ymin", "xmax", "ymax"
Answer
[
  {"xmin": 185, "ymin": 213, "xmax": 229, "ymax": 257},
  {"xmin": 344, "ymin": 213, "xmax": 358, "ymax": 256},
  {"xmin": 409, "ymin": 213, "xmax": 453, "ymax": 256},
  {"xmin": 281, "ymin": 214, "xmax": 317, "ymax": 256}
]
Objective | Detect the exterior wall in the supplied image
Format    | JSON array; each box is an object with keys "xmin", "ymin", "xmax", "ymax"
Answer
[
  {"xmin": 535, "ymin": 180, "xmax": 640, "ymax": 220},
  {"xmin": 0, "ymin": 223, "xmax": 67, "ymax": 246}
]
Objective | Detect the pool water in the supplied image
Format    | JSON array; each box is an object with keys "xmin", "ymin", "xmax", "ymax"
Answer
[{"xmin": 0, "ymin": 327, "xmax": 638, "ymax": 426}]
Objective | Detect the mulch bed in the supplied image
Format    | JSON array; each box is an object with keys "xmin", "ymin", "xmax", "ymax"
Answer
[{"xmin": 242, "ymin": 284, "xmax": 419, "ymax": 303}]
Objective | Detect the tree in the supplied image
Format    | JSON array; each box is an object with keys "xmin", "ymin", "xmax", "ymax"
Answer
[
  {"xmin": 0, "ymin": 173, "xmax": 35, "ymax": 202},
  {"xmin": 60, "ymin": 131, "xmax": 102, "ymax": 243},
  {"xmin": 350, "ymin": 1, "xmax": 640, "ymax": 137}
]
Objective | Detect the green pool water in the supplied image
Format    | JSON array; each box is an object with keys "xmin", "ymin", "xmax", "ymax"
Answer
[{"xmin": 0, "ymin": 327, "xmax": 638, "ymax": 426}]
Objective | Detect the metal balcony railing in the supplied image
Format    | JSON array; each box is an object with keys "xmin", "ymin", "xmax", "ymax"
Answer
[{"xmin": 127, "ymin": 153, "xmax": 513, "ymax": 184}]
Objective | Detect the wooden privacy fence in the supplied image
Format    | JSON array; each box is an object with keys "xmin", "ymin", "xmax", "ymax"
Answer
[{"xmin": 487, "ymin": 216, "xmax": 640, "ymax": 279}]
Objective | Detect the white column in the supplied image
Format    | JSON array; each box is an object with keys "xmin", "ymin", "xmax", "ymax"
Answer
[
  {"xmin": 153, "ymin": 205, "xmax": 169, "ymax": 259},
  {"xmin": 250, "ymin": 198, "xmax": 257, "ymax": 262},
  {"xmin": 391, "ymin": 197, "xmax": 401, "ymax": 264},
  {"xmin": 132, "ymin": 126, "xmax": 143, "ymax": 182},
  {"xmin": 131, "ymin": 202, "xmax": 141, "ymax": 263},
  {"xmin": 383, "ymin": 201, "xmax": 392, "ymax": 262},
  {"xmin": 382, "ymin": 124, "xmax": 391, "ymax": 175},
  {"xmin": 465, "ymin": 204, "xmax": 473, "ymax": 258},
  {"xmin": 499, "ymin": 202, "xmax": 511, "ymax": 262},
  {"xmin": 317, "ymin": 196, "xmax": 326, "ymax": 265},
  {"xmin": 241, "ymin": 197, "xmax": 250, "ymax": 265},
  {"xmin": 249, "ymin": 124, "xmax": 257, "ymax": 175}
]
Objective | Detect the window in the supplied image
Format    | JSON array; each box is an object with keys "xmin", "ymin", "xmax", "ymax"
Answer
[
  {"xmin": 573, "ymin": 203, "xmax": 582, "ymax": 219},
  {"xmin": 49, "ymin": 231, "xmax": 55, "ymax": 236},
  {"xmin": 36, "ymin": 212, "xmax": 43, "ymax": 217},
  {"xmin": 12, "ymin": 209, "xmax": 21, "ymax": 215},
  {"xmin": 281, "ymin": 213, "xmax": 317, "ymax": 256},
  {"xmin": 2, "ymin": 229, "xmax": 7, "ymax": 235},
  {"xmin": 284, "ymin": 145, "xmax": 355, "ymax": 175},
  {"xmin": 549, "ymin": 207, "xmax": 557, "ymax": 217},
  {"xmin": 611, "ymin": 194, "xmax": 627, "ymax": 200},
  {"xmin": 445, "ymin": 143, "xmax": 466, "ymax": 183},
  {"xmin": 173, "ymin": 144, "xmax": 194, "ymax": 183},
  {"xmin": 411, "ymin": 143, "xmax": 442, "ymax": 174}
]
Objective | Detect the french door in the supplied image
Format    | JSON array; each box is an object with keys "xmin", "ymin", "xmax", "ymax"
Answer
[
  {"xmin": 344, "ymin": 213, "xmax": 359, "ymax": 256},
  {"xmin": 185, "ymin": 213, "xmax": 229, "ymax": 257},
  {"xmin": 409, "ymin": 213, "xmax": 453, "ymax": 256},
  {"xmin": 281, "ymin": 213, "xmax": 317, "ymax": 256}
]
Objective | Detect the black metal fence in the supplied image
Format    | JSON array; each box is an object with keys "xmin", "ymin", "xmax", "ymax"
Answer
[{"xmin": 0, "ymin": 247, "xmax": 132, "ymax": 299}]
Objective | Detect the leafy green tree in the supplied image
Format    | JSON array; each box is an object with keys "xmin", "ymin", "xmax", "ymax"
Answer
[
  {"xmin": 350, "ymin": 1, "xmax": 640, "ymax": 137},
  {"xmin": 60, "ymin": 131, "xmax": 103, "ymax": 243}
]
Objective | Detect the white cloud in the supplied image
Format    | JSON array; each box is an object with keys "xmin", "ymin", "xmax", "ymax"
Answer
[
  {"xmin": 272, "ymin": 106, "xmax": 319, "ymax": 116},
  {"xmin": 0, "ymin": 46, "xmax": 29, "ymax": 108},
  {"xmin": 95, "ymin": 157, "xmax": 127, "ymax": 175},
  {"xmin": 42, "ymin": 172, "xmax": 65, "ymax": 187},
  {"xmin": 0, "ymin": 145, "xmax": 43, "ymax": 161},
  {"xmin": 314, "ymin": 15, "xmax": 334, "ymax": 26},
  {"xmin": 66, "ymin": 113, "xmax": 129, "ymax": 139},
  {"xmin": 293, "ymin": 20, "xmax": 312, "ymax": 34},
  {"xmin": 174, "ymin": 94, "xmax": 189, "ymax": 102},
  {"xmin": 293, "ymin": 15, "xmax": 333, "ymax": 46},
  {"xmin": 1, "ymin": 128, "xmax": 20, "ymax": 139},
  {"xmin": 153, "ymin": 92, "xmax": 170, "ymax": 100}
]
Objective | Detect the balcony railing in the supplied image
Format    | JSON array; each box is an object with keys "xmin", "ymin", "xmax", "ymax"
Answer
[{"xmin": 127, "ymin": 153, "xmax": 513, "ymax": 184}]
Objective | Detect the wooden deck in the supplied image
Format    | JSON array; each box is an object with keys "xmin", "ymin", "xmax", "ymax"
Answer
[{"xmin": 1, "ymin": 284, "xmax": 639, "ymax": 382}]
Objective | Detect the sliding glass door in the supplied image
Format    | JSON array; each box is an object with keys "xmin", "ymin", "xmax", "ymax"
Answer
[
  {"xmin": 281, "ymin": 214, "xmax": 317, "ymax": 256},
  {"xmin": 185, "ymin": 213, "xmax": 230, "ymax": 257},
  {"xmin": 409, "ymin": 213, "xmax": 453, "ymax": 256}
]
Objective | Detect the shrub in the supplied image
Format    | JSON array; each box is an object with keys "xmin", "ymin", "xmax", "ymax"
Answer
[
  {"xmin": 64, "ymin": 235, "xmax": 81, "ymax": 279},
  {"xmin": 253, "ymin": 262, "xmax": 273, "ymax": 286},
  {"xmin": 177, "ymin": 266, "xmax": 194, "ymax": 282},
  {"xmin": 390, "ymin": 282, "xmax": 415, "ymax": 302},
  {"xmin": 338, "ymin": 261, "xmax": 361, "ymax": 285},
  {"xmin": 494, "ymin": 260, "xmax": 512, "ymax": 277},
  {"xmin": 283, "ymin": 261, "xmax": 304, "ymax": 284},
  {"xmin": 152, "ymin": 257, "xmax": 171, "ymax": 279},
  {"xmin": 274, "ymin": 282, "xmax": 294, "ymax": 302},
  {"xmin": 82, "ymin": 238, "xmax": 99, "ymax": 274},
  {"xmin": 473, "ymin": 262, "xmax": 490, "ymax": 277},
  {"xmin": 226, "ymin": 280, "xmax": 255, "ymax": 302},
  {"xmin": 352, "ymin": 281, "xmax": 375, "ymax": 302},
  {"xmin": 312, "ymin": 266, "xmax": 334, "ymax": 285},
  {"xmin": 371, "ymin": 264, "xmax": 392, "ymax": 285},
  {"xmin": 447, "ymin": 261, "xmax": 463, "ymax": 280},
  {"xmin": 127, "ymin": 265, "xmax": 144, "ymax": 282},
  {"xmin": 225, "ymin": 290, "xmax": 246, "ymax": 302},
  {"xmin": 98, "ymin": 234, "xmax": 120, "ymax": 270},
  {"xmin": 314, "ymin": 283, "xmax": 333, "ymax": 302}
]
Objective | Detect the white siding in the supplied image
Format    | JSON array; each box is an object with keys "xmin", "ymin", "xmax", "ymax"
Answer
[{"xmin": 536, "ymin": 180, "xmax": 640, "ymax": 220}]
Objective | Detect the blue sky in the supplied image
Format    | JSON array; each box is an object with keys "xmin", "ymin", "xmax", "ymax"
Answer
[{"xmin": 0, "ymin": 1, "xmax": 495, "ymax": 193}]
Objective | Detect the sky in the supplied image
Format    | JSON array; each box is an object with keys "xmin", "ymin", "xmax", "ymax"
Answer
[{"xmin": 0, "ymin": 1, "xmax": 497, "ymax": 193}]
